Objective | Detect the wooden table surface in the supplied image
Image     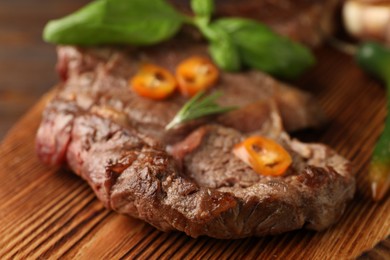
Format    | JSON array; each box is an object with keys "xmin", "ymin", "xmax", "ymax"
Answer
[{"xmin": 0, "ymin": 1, "xmax": 389, "ymax": 259}]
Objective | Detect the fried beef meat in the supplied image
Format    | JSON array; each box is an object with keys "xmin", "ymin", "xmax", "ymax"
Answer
[{"xmin": 36, "ymin": 39, "xmax": 355, "ymax": 238}]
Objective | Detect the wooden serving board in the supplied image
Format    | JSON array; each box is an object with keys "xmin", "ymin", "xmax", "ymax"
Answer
[{"xmin": 0, "ymin": 47, "xmax": 389, "ymax": 259}]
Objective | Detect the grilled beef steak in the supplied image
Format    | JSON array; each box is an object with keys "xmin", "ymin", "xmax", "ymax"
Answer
[
  {"xmin": 36, "ymin": 38, "xmax": 355, "ymax": 238},
  {"xmin": 170, "ymin": 0, "xmax": 341, "ymax": 47},
  {"xmin": 55, "ymin": 38, "xmax": 325, "ymax": 138}
]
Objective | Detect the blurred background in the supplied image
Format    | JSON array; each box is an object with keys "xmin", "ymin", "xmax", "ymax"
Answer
[{"xmin": 0, "ymin": 0, "xmax": 88, "ymax": 140}]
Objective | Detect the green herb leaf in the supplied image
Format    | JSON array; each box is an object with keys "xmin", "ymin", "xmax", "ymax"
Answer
[
  {"xmin": 192, "ymin": 20, "xmax": 241, "ymax": 71},
  {"xmin": 212, "ymin": 18, "xmax": 315, "ymax": 78},
  {"xmin": 191, "ymin": 0, "xmax": 214, "ymax": 20},
  {"xmin": 43, "ymin": 0, "xmax": 314, "ymax": 78},
  {"xmin": 44, "ymin": 0, "xmax": 184, "ymax": 45},
  {"xmin": 356, "ymin": 42, "xmax": 390, "ymax": 201},
  {"xmin": 209, "ymin": 39, "xmax": 241, "ymax": 72},
  {"xmin": 165, "ymin": 91, "xmax": 237, "ymax": 130},
  {"xmin": 206, "ymin": 25, "xmax": 241, "ymax": 71},
  {"xmin": 356, "ymin": 42, "xmax": 390, "ymax": 83}
]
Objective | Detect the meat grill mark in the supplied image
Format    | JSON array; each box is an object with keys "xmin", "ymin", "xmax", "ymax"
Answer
[
  {"xmin": 36, "ymin": 99, "xmax": 355, "ymax": 238},
  {"xmin": 36, "ymin": 33, "xmax": 355, "ymax": 238},
  {"xmin": 55, "ymin": 42, "xmax": 325, "ymax": 140}
]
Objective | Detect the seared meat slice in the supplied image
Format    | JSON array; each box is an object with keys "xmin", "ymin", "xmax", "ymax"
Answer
[
  {"xmin": 170, "ymin": 125, "xmax": 354, "ymax": 232},
  {"xmin": 36, "ymin": 100, "xmax": 355, "ymax": 238},
  {"xmin": 170, "ymin": 0, "xmax": 341, "ymax": 47},
  {"xmin": 55, "ymin": 38, "xmax": 325, "ymax": 142},
  {"xmin": 35, "ymin": 35, "xmax": 354, "ymax": 239}
]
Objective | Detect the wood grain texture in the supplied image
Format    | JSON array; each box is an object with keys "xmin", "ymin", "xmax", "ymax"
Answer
[{"xmin": 0, "ymin": 46, "xmax": 389, "ymax": 259}]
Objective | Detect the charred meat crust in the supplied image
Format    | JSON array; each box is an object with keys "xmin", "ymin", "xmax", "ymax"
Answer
[
  {"xmin": 35, "ymin": 35, "xmax": 354, "ymax": 239},
  {"xmin": 36, "ymin": 97, "xmax": 354, "ymax": 238}
]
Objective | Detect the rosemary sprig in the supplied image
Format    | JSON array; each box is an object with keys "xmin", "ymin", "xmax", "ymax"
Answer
[{"xmin": 165, "ymin": 91, "xmax": 237, "ymax": 130}]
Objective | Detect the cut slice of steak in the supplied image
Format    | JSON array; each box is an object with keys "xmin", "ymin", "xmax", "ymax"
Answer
[
  {"xmin": 170, "ymin": 0, "xmax": 341, "ymax": 47},
  {"xmin": 170, "ymin": 125, "xmax": 354, "ymax": 232},
  {"xmin": 36, "ymin": 99, "xmax": 355, "ymax": 238}
]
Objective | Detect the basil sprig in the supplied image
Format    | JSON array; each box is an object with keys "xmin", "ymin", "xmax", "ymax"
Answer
[
  {"xmin": 43, "ymin": 0, "xmax": 315, "ymax": 78},
  {"xmin": 191, "ymin": 0, "xmax": 214, "ymax": 20},
  {"xmin": 44, "ymin": 0, "xmax": 185, "ymax": 45},
  {"xmin": 210, "ymin": 18, "xmax": 315, "ymax": 78}
]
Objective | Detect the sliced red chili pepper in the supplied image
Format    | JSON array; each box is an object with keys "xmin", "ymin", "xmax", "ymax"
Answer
[
  {"xmin": 233, "ymin": 136, "xmax": 292, "ymax": 176},
  {"xmin": 130, "ymin": 64, "xmax": 176, "ymax": 100},
  {"xmin": 176, "ymin": 56, "xmax": 219, "ymax": 97}
]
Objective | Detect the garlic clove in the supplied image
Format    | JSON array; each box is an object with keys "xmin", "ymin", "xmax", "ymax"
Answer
[
  {"xmin": 343, "ymin": 0, "xmax": 390, "ymax": 41},
  {"xmin": 343, "ymin": 1, "xmax": 364, "ymax": 37}
]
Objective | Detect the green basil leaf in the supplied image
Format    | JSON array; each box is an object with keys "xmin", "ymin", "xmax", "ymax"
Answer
[
  {"xmin": 44, "ymin": 0, "xmax": 185, "ymax": 46},
  {"xmin": 207, "ymin": 25, "xmax": 241, "ymax": 71},
  {"xmin": 191, "ymin": 0, "xmax": 214, "ymax": 19},
  {"xmin": 213, "ymin": 18, "xmax": 315, "ymax": 78},
  {"xmin": 209, "ymin": 40, "xmax": 241, "ymax": 72}
]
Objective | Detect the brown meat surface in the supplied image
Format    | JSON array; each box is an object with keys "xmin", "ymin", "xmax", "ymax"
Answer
[
  {"xmin": 36, "ymin": 100, "xmax": 354, "ymax": 238},
  {"xmin": 56, "ymin": 38, "xmax": 325, "ymax": 141},
  {"xmin": 35, "ymin": 38, "xmax": 355, "ymax": 238}
]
